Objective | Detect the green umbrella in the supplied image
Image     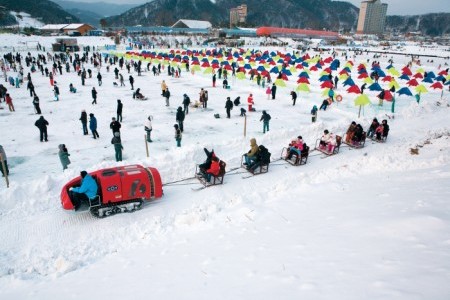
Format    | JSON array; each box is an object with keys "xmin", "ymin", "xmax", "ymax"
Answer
[
  {"xmin": 415, "ymin": 84, "xmax": 428, "ymax": 94},
  {"xmin": 236, "ymin": 72, "xmax": 246, "ymax": 80},
  {"xmin": 274, "ymin": 78, "xmax": 286, "ymax": 87},
  {"xmin": 203, "ymin": 67, "xmax": 213, "ymax": 74}
]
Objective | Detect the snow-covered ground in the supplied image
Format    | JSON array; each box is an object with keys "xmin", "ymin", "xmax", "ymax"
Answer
[{"xmin": 0, "ymin": 34, "xmax": 450, "ymax": 299}]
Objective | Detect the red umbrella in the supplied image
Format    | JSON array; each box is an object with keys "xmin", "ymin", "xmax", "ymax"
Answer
[
  {"xmin": 295, "ymin": 64, "xmax": 304, "ymax": 69},
  {"xmin": 357, "ymin": 64, "xmax": 366, "ymax": 70},
  {"xmin": 201, "ymin": 62, "xmax": 210, "ymax": 67},
  {"xmin": 321, "ymin": 81, "xmax": 333, "ymax": 89},
  {"xmin": 324, "ymin": 57, "xmax": 333, "ymax": 63},
  {"xmin": 261, "ymin": 70, "xmax": 269, "ymax": 77},
  {"xmin": 431, "ymin": 82, "xmax": 443, "ymax": 89},
  {"xmin": 339, "ymin": 69, "xmax": 349, "ymax": 75},
  {"xmin": 438, "ymin": 70, "xmax": 448, "ymax": 76},
  {"xmin": 358, "ymin": 73, "xmax": 368, "ymax": 79},
  {"xmin": 413, "ymin": 73, "xmax": 423, "ymax": 79},
  {"xmin": 323, "ymin": 67, "xmax": 332, "ymax": 74},
  {"xmin": 401, "ymin": 66, "xmax": 412, "ymax": 76},
  {"xmin": 309, "ymin": 66, "xmax": 318, "ymax": 71},
  {"xmin": 383, "ymin": 90, "xmax": 393, "ymax": 101},
  {"xmin": 347, "ymin": 85, "xmax": 361, "ymax": 94},
  {"xmin": 297, "ymin": 77, "xmax": 310, "ymax": 84},
  {"xmin": 407, "ymin": 78, "xmax": 419, "ymax": 86},
  {"xmin": 382, "ymin": 75, "xmax": 392, "ymax": 82}
]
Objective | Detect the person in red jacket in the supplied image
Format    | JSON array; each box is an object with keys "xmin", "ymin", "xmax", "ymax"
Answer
[
  {"xmin": 205, "ymin": 156, "xmax": 220, "ymax": 182},
  {"xmin": 5, "ymin": 93, "xmax": 14, "ymax": 112},
  {"xmin": 247, "ymin": 94, "xmax": 254, "ymax": 112}
]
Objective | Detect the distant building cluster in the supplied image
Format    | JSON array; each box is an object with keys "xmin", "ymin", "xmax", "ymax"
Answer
[
  {"xmin": 357, "ymin": 0, "xmax": 388, "ymax": 35},
  {"xmin": 229, "ymin": 4, "xmax": 247, "ymax": 28}
]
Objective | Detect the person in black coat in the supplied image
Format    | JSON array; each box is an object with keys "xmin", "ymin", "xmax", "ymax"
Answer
[
  {"xmin": 91, "ymin": 87, "xmax": 97, "ymax": 105},
  {"xmin": 33, "ymin": 95, "xmax": 41, "ymax": 114},
  {"xmin": 117, "ymin": 99, "xmax": 123, "ymax": 122},
  {"xmin": 79, "ymin": 110, "xmax": 88, "ymax": 135},
  {"xmin": 225, "ymin": 97, "xmax": 233, "ymax": 118},
  {"xmin": 35, "ymin": 115, "xmax": 49, "ymax": 142},
  {"xmin": 176, "ymin": 106, "xmax": 185, "ymax": 132},
  {"xmin": 271, "ymin": 84, "xmax": 277, "ymax": 100},
  {"xmin": 129, "ymin": 75, "xmax": 134, "ymax": 90},
  {"xmin": 233, "ymin": 97, "xmax": 240, "ymax": 106},
  {"xmin": 110, "ymin": 117, "xmax": 121, "ymax": 135},
  {"xmin": 290, "ymin": 91, "xmax": 297, "ymax": 106},
  {"xmin": 182, "ymin": 94, "xmax": 190, "ymax": 114},
  {"xmin": 97, "ymin": 72, "xmax": 102, "ymax": 86}
]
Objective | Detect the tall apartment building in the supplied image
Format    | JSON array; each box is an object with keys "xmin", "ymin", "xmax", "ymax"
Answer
[
  {"xmin": 230, "ymin": 4, "xmax": 247, "ymax": 28},
  {"xmin": 356, "ymin": 0, "xmax": 388, "ymax": 34}
]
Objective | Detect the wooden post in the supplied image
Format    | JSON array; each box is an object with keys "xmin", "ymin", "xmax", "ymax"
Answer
[
  {"xmin": 0, "ymin": 154, "xmax": 9, "ymax": 188},
  {"xmin": 144, "ymin": 134, "xmax": 149, "ymax": 158},
  {"xmin": 243, "ymin": 115, "xmax": 247, "ymax": 137}
]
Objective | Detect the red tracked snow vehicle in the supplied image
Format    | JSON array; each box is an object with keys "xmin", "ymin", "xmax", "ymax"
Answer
[{"xmin": 61, "ymin": 165, "xmax": 163, "ymax": 218}]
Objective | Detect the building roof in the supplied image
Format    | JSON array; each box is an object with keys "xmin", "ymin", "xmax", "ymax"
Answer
[
  {"xmin": 40, "ymin": 24, "xmax": 68, "ymax": 30},
  {"xmin": 171, "ymin": 19, "xmax": 212, "ymax": 29},
  {"xmin": 63, "ymin": 23, "xmax": 92, "ymax": 30}
]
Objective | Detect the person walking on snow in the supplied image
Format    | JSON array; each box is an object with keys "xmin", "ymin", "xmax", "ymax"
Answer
[
  {"xmin": 35, "ymin": 115, "xmax": 49, "ymax": 142},
  {"xmin": 58, "ymin": 144, "xmax": 71, "ymax": 170},
  {"xmin": 260, "ymin": 110, "xmax": 271, "ymax": 133},
  {"xmin": 33, "ymin": 95, "xmax": 41, "ymax": 114},
  {"xmin": 271, "ymin": 84, "xmax": 277, "ymax": 100},
  {"xmin": 176, "ymin": 106, "xmax": 185, "ymax": 132},
  {"xmin": 183, "ymin": 94, "xmax": 190, "ymax": 114},
  {"xmin": 129, "ymin": 75, "xmax": 134, "ymax": 90},
  {"xmin": 110, "ymin": 117, "xmax": 121, "ymax": 135},
  {"xmin": 91, "ymin": 87, "xmax": 97, "ymax": 105},
  {"xmin": 290, "ymin": 91, "xmax": 297, "ymax": 106},
  {"xmin": 174, "ymin": 124, "xmax": 182, "ymax": 147},
  {"xmin": 116, "ymin": 99, "xmax": 123, "ymax": 122},
  {"xmin": 225, "ymin": 97, "xmax": 233, "ymax": 118},
  {"xmin": 80, "ymin": 110, "xmax": 88, "ymax": 135},
  {"xmin": 97, "ymin": 72, "xmax": 102, "ymax": 86},
  {"xmin": 89, "ymin": 113, "xmax": 99, "ymax": 139}
]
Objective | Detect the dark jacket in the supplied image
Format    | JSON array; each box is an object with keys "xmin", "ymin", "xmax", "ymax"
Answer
[
  {"xmin": 89, "ymin": 116, "xmax": 97, "ymax": 131},
  {"xmin": 110, "ymin": 121, "xmax": 121, "ymax": 132},
  {"xmin": 225, "ymin": 99, "xmax": 233, "ymax": 109},
  {"xmin": 92, "ymin": 89, "xmax": 97, "ymax": 98},
  {"xmin": 183, "ymin": 95, "xmax": 190, "ymax": 106},
  {"xmin": 260, "ymin": 112, "xmax": 271, "ymax": 123},
  {"xmin": 117, "ymin": 101, "xmax": 123, "ymax": 113},
  {"xmin": 35, "ymin": 116, "xmax": 49, "ymax": 130},
  {"xmin": 176, "ymin": 107, "xmax": 185, "ymax": 122},
  {"xmin": 80, "ymin": 111, "xmax": 87, "ymax": 124}
]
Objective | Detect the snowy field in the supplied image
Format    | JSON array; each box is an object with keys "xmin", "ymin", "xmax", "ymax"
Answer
[{"xmin": 0, "ymin": 34, "xmax": 450, "ymax": 299}]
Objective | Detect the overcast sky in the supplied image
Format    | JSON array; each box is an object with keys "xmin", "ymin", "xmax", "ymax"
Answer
[{"xmin": 71, "ymin": 0, "xmax": 450, "ymax": 16}]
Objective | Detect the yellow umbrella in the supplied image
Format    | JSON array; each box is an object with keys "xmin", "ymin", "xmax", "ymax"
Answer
[
  {"xmin": 388, "ymin": 68, "xmax": 400, "ymax": 77},
  {"xmin": 415, "ymin": 84, "xmax": 428, "ymax": 94},
  {"xmin": 354, "ymin": 94, "xmax": 371, "ymax": 118},
  {"xmin": 388, "ymin": 80, "xmax": 400, "ymax": 91},
  {"xmin": 296, "ymin": 83, "xmax": 310, "ymax": 92},
  {"xmin": 236, "ymin": 72, "xmax": 246, "ymax": 80},
  {"xmin": 274, "ymin": 78, "xmax": 286, "ymax": 87},
  {"xmin": 321, "ymin": 88, "xmax": 330, "ymax": 97},
  {"xmin": 416, "ymin": 67, "xmax": 425, "ymax": 74},
  {"xmin": 363, "ymin": 77, "xmax": 374, "ymax": 84},
  {"xmin": 339, "ymin": 73, "xmax": 349, "ymax": 81},
  {"xmin": 191, "ymin": 65, "xmax": 201, "ymax": 72},
  {"xmin": 203, "ymin": 67, "xmax": 213, "ymax": 74}
]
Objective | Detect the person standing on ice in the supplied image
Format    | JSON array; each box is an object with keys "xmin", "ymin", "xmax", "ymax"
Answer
[
  {"xmin": 129, "ymin": 75, "xmax": 134, "ymax": 90},
  {"xmin": 33, "ymin": 95, "xmax": 41, "ymax": 114},
  {"xmin": 58, "ymin": 144, "xmax": 71, "ymax": 170},
  {"xmin": 110, "ymin": 117, "xmax": 121, "ymax": 136},
  {"xmin": 53, "ymin": 83, "xmax": 60, "ymax": 101},
  {"xmin": 290, "ymin": 91, "xmax": 297, "ymax": 106},
  {"xmin": 89, "ymin": 113, "xmax": 99, "ymax": 139},
  {"xmin": 0, "ymin": 145, "xmax": 9, "ymax": 177},
  {"xmin": 34, "ymin": 115, "xmax": 49, "ymax": 142},
  {"xmin": 97, "ymin": 72, "xmax": 102, "ymax": 86},
  {"xmin": 111, "ymin": 132, "xmax": 123, "ymax": 162},
  {"xmin": 174, "ymin": 124, "xmax": 182, "ymax": 147},
  {"xmin": 164, "ymin": 88, "xmax": 171, "ymax": 106},
  {"xmin": 260, "ymin": 110, "xmax": 271, "ymax": 134},
  {"xmin": 311, "ymin": 105, "xmax": 318, "ymax": 123},
  {"xmin": 176, "ymin": 106, "xmax": 185, "ymax": 132},
  {"xmin": 161, "ymin": 80, "xmax": 168, "ymax": 96},
  {"xmin": 271, "ymin": 84, "xmax": 277, "ymax": 100},
  {"xmin": 116, "ymin": 99, "xmax": 123, "ymax": 122},
  {"xmin": 182, "ymin": 94, "xmax": 190, "ymax": 115},
  {"xmin": 145, "ymin": 116, "xmax": 153, "ymax": 142},
  {"xmin": 80, "ymin": 110, "xmax": 88, "ymax": 135},
  {"xmin": 5, "ymin": 93, "xmax": 14, "ymax": 112},
  {"xmin": 225, "ymin": 97, "xmax": 233, "ymax": 118}
]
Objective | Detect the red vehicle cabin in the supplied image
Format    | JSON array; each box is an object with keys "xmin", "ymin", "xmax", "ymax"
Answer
[{"xmin": 61, "ymin": 165, "xmax": 163, "ymax": 211}]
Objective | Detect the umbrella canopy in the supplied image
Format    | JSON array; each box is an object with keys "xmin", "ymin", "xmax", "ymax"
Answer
[
  {"xmin": 354, "ymin": 94, "xmax": 371, "ymax": 106},
  {"xmin": 368, "ymin": 83, "xmax": 383, "ymax": 91},
  {"xmin": 383, "ymin": 90, "xmax": 393, "ymax": 101},
  {"xmin": 415, "ymin": 84, "xmax": 428, "ymax": 94},
  {"xmin": 296, "ymin": 83, "xmax": 310, "ymax": 92},
  {"xmin": 347, "ymin": 85, "xmax": 361, "ymax": 94},
  {"xmin": 236, "ymin": 72, "xmax": 246, "ymax": 80},
  {"xmin": 399, "ymin": 74, "xmax": 410, "ymax": 81},
  {"xmin": 358, "ymin": 73, "xmax": 368, "ymax": 79},
  {"xmin": 297, "ymin": 77, "xmax": 310, "ymax": 84},
  {"xmin": 387, "ymin": 68, "xmax": 400, "ymax": 77},
  {"xmin": 320, "ymin": 81, "xmax": 334, "ymax": 89},
  {"xmin": 382, "ymin": 75, "xmax": 393, "ymax": 82},
  {"xmin": 430, "ymin": 82, "xmax": 443, "ymax": 89},
  {"xmin": 343, "ymin": 77, "xmax": 355, "ymax": 87},
  {"xmin": 363, "ymin": 77, "xmax": 374, "ymax": 84},
  {"xmin": 407, "ymin": 78, "xmax": 419, "ymax": 86},
  {"xmin": 298, "ymin": 71, "xmax": 310, "ymax": 78},
  {"xmin": 397, "ymin": 87, "xmax": 413, "ymax": 96},
  {"xmin": 422, "ymin": 77, "xmax": 433, "ymax": 83},
  {"xmin": 388, "ymin": 80, "xmax": 400, "ymax": 91},
  {"xmin": 319, "ymin": 75, "xmax": 331, "ymax": 82},
  {"xmin": 274, "ymin": 78, "xmax": 286, "ymax": 87},
  {"xmin": 401, "ymin": 67, "xmax": 413, "ymax": 76},
  {"xmin": 413, "ymin": 73, "xmax": 424, "ymax": 79}
]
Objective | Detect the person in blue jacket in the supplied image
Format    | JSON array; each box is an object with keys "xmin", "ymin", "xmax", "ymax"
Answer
[
  {"xmin": 89, "ymin": 113, "xmax": 99, "ymax": 139},
  {"xmin": 70, "ymin": 171, "xmax": 98, "ymax": 210}
]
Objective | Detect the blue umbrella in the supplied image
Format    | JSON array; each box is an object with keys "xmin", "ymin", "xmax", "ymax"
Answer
[
  {"xmin": 302, "ymin": 62, "xmax": 309, "ymax": 67},
  {"xmin": 422, "ymin": 77, "xmax": 433, "ymax": 83},
  {"xmin": 270, "ymin": 66, "xmax": 280, "ymax": 74},
  {"xmin": 427, "ymin": 71, "xmax": 436, "ymax": 79},
  {"xmin": 257, "ymin": 66, "xmax": 266, "ymax": 72},
  {"xmin": 319, "ymin": 75, "xmax": 330, "ymax": 82},
  {"xmin": 298, "ymin": 71, "xmax": 310, "ymax": 78},
  {"xmin": 397, "ymin": 87, "xmax": 413, "ymax": 96},
  {"xmin": 386, "ymin": 64, "xmax": 393, "ymax": 70},
  {"xmin": 435, "ymin": 75, "xmax": 445, "ymax": 82},
  {"xmin": 445, "ymin": 80, "xmax": 450, "ymax": 85},
  {"xmin": 343, "ymin": 77, "xmax": 355, "ymax": 87},
  {"xmin": 282, "ymin": 69, "xmax": 292, "ymax": 76},
  {"xmin": 377, "ymin": 70, "xmax": 386, "ymax": 77},
  {"xmin": 399, "ymin": 74, "xmax": 410, "ymax": 81},
  {"xmin": 368, "ymin": 82, "xmax": 382, "ymax": 91},
  {"xmin": 244, "ymin": 63, "xmax": 252, "ymax": 70},
  {"xmin": 358, "ymin": 68, "xmax": 367, "ymax": 74}
]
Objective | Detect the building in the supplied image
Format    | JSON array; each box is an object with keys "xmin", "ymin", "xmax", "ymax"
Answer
[
  {"xmin": 229, "ymin": 4, "xmax": 247, "ymax": 28},
  {"xmin": 62, "ymin": 24, "xmax": 94, "ymax": 36},
  {"xmin": 357, "ymin": 0, "xmax": 388, "ymax": 35},
  {"xmin": 40, "ymin": 23, "xmax": 94, "ymax": 36},
  {"xmin": 171, "ymin": 19, "xmax": 212, "ymax": 29}
]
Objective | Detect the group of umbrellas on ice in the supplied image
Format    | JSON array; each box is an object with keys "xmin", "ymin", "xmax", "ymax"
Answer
[{"xmin": 117, "ymin": 48, "xmax": 449, "ymax": 112}]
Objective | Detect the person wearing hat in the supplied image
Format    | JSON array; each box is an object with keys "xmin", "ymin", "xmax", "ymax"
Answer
[
  {"xmin": 89, "ymin": 113, "xmax": 99, "ymax": 139},
  {"xmin": 70, "ymin": 170, "xmax": 98, "ymax": 211},
  {"xmin": 174, "ymin": 124, "xmax": 182, "ymax": 147}
]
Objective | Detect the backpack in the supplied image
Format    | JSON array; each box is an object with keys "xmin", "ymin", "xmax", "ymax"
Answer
[{"xmin": 267, "ymin": 114, "xmax": 271, "ymax": 121}]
